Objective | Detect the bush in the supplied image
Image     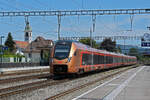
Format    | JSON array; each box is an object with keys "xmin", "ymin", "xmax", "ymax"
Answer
[{"xmin": 0, "ymin": 54, "xmax": 25, "ymax": 58}]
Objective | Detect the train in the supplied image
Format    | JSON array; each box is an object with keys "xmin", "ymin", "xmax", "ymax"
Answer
[{"xmin": 50, "ymin": 40, "xmax": 137, "ymax": 75}]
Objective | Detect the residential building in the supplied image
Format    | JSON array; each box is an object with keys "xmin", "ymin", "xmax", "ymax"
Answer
[{"xmin": 24, "ymin": 36, "xmax": 53, "ymax": 64}]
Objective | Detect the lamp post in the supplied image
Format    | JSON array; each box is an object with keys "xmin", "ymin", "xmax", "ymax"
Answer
[{"xmin": 0, "ymin": 36, "xmax": 5, "ymax": 63}]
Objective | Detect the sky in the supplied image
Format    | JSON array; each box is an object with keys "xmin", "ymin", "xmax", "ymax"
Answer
[{"xmin": 0, "ymin": 0, "xmax": 150, "ymax": 46}]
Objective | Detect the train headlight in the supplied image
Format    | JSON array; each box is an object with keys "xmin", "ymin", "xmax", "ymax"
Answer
[{"xmin": 68, "ymin": 57, "xmax": 72, "ymax": 62}]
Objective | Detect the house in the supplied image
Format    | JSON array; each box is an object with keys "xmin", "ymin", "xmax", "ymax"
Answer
[
  {"xmin": 14, "ymin": 40, "xmax": 29, "ymax": 55},
  {"xmin": 23, "ymin": 36, "xmax": 54, "ymax": 64}
]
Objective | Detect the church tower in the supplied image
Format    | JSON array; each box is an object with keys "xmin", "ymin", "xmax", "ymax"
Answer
[{"xmin": 24, "ymin": 21, "xmax": 32, "ymax": 43}]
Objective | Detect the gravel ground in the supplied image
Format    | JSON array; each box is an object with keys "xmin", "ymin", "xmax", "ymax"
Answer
[
  {"xmin": 0, "ymin": 78, "xmax": 47, "ymax": 89},
  {"xmin": 0, "ymin": 72, "xmax": 49, "ymax": 89},
  {"xmin": 2, "ymin": 66, "xmax": 135, "ymax": 100}
]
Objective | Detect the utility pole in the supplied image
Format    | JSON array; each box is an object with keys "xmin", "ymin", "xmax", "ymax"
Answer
[
  {"xmin": 57, "ymin": 15, "xmax": 61, "ymax": 40},
  {"xmin": 130, "ymin": 15, "xmax": 134, "ymax": 31},
  {"xmin": 92, "ymin": 15, "xmax": 96, "ymax": 32},
  {"xmin": 91, "ymin": 15, "xmax": 96, "ymax": 67},
  {"xmin": 90, "ymin": 28, "xmax": 93, "ymax": 66},
  {"xmin": 124, "ymin": 37, "xmax": 125, "ymax": 54},
  {"xmin": 0, "ymin": 36, "xmax": 4, "ymax": 63},
  {"xmin": 90, "ymin": 28, "xmax": 92, "ymax": 47},
  {"xmin": 25, "ymin": 16, "xmax": 29, "ymax": 23}
]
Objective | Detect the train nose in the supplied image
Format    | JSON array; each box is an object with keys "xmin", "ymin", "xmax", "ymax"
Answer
[{"xmin": 53, "ymin": 65, "xmax": 68, "ymax": 73}]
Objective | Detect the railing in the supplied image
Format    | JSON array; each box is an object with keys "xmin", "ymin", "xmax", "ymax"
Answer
[{"xmin": 0, "ymin": 57, "xmax": 49, "ymax": 68}]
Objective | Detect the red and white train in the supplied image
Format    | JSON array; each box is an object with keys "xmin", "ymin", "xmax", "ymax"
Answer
[{"xmin": 50, "ymin": 40, "xmax": 137, "ymax": 75}]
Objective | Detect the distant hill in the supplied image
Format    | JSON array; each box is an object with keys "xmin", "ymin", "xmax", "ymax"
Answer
[
  {"xmin": 116, "ymin": 44, "xmax": 150, "ymax": 55},
  {"xmin": 97, "ymin": 41, "xmax": 150, "ymax": 55}
]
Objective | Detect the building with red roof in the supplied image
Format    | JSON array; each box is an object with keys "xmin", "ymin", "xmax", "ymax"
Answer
[
  {"xmin": 14, "ymin": 41, "xmax": 29, "ymax": 49},
  {"xmin": 14, "ymin": 40, "xmax": 29, "ymax": 55}
]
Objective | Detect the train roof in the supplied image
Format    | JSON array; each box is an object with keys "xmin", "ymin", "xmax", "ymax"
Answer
[
  {"xmin": 73, "ymin": 41, "xmax": 136, "ymax": 59},
  {"xmin": 55, "ymin": 40, "xmax": 136, "ymax": 59}
]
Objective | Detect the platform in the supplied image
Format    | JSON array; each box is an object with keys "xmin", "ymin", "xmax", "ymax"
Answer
[
  {"xmin": 0, "ymin": 66, "xmax": 49, "ymax": 74},
  {"xmin": 73, "ymin": 66, "xmax": 150, "ymax": 100}
]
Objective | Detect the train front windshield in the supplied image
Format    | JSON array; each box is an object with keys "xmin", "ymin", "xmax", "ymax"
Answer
[{"xmin": 54, "ymin": 44, "xmax": 71, "ymax": 60}]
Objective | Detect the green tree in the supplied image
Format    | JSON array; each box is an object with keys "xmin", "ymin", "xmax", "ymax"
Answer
[
  {"xmin": 5, "ymin": 32, "xmax": 16, "ymax": 52},
  {"xmin": 117, "ymin": 46, "xmax": 122, "ymax": 53},
  {"xmin": 79, "ymin": 38, "xmax": 99, "ymax": 48},
  {"xmin": 0, "ymin": 45, "xmax": 2, "ymax": 53},
  {"xmin": 100, "ymin": 38, "xmax": 116, "ymax": 52},
  {"xmin": 128, "ymin": 48, "xmax": 138, "ymax": 56}
]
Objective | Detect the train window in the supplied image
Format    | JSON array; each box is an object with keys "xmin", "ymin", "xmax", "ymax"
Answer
[
  {"xmin": 106, "ymin": 56, "xmax": 109, "ymax": 64},
  {"xmin": 118, "ymin": 57, "xmax": 121, "ymax": 63},
  {"xmin": 82, "ymin": 53, "xmax": 93, "ymax": 65},
  {"xmin": 93, "ymin": 54, "xmax": 99, "ymax": 64},
  {"xmin": 123, "ymin": 58, "xmax": 125, "ymax": 63},
  {"xmin": 54, "ymin": 44, "xmax": 71, "ymax": 60},
  {"xmin": 121, "ymin": 57, "xmax": 123, "ymax": 63},
  {"xmin": 105, "ymin": 56, "xmax": 112, "ymax": 64},
  {"xmin": 98, "ymin": 55, "xmax": 100, "ymax": 64},
  {"xmin": 113, "ymin": 57, "xmax": 115, "ymax": 63},
  {"xmin": 82, "ymin": 53, "xmax": 88, "ymax": 65},
  {"xmin": 110, "ymin": 56, "xmax": 113, "ymax": 63},
  {"xmin": 115, "ymin": 57, "xmax": 117, "ymax": 63},
  {"xmin": 99, "ymin": 55, "xmax": 104, "ymax": 64},
  {"xmin": 87, "ymin": 54, "xmax": 91, "ymax": 65},
  {"xmin": 113, "ymin": 57, "xmax": 116, "ymax": 63},
  {"xmin": 117, "ymin": 57, "xmax": 119, "ymax": 63},
  {"xmin": 82, "ymin": 53, "xmax": 115, "ymax": 65}
]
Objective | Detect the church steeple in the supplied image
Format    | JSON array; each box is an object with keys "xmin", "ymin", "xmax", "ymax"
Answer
[{"xmin": 24, "ymin": 19, "xmax": 32, "ymax": 43}]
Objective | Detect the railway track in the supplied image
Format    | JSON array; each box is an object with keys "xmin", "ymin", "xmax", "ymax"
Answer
[
  {"xmin": 0, "ymin": 65, "xmax": 138, "ymax": 99},
  {"xmin": 0, "ymin": 73, "xmax": 51, "ymax": 84},
  {"xmin": 0, "ymin": 79, "xmax": 69, "ymax": 99},
  {"xmin": 46, "ymin": 65, "xmax": 139, "ymax": 100}
]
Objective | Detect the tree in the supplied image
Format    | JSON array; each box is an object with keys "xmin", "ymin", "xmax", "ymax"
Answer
[
  {"xmin": 128, "ymin": 48, "xmax": 138, "ymax": 56},
  {"xmin": 117, "ymin": 46, "xmax": 122, "ymax": 53},
  {"xmin": 79, "ymin": 38, "xmax": 99, "ymax": 48},
  {"xmin": 100, "ymin": 38, "xmax": 116, "ymax": 52},
  {"xmin": 5, "ymin": 32, "xmax": 16, "ymax": 52}
]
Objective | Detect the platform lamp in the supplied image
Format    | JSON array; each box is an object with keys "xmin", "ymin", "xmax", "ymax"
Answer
[{"xmin": 0, "ymin": 36, "xmax": 5, "ymax": 63}]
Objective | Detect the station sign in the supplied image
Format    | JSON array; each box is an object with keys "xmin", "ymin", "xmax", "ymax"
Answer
[
  {"xmin": 141, "ymin": 33, "xmax": 150, "ymax": 47},
  {"xmin": 141, "ymin": 42, "xmax": 150, "ymax": 47},
  {"xmin": 2, "ymin": 46, "xmax": 8, "ymax": 50}
]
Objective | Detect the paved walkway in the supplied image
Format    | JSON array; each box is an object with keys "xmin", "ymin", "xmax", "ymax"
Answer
[
  {"xmin": 0, "ymin": 66, "xmax": 49, "ymax": 73},
  {"xmin": 73, "ymin": 66, "xmax": 150, "ymax": 100}
]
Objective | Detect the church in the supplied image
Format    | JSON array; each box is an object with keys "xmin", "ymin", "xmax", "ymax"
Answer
[
  {"xmin": 15, "ymin": 20, "xmax": 54, "ymax": 64},
  {"xmin": 15, "ymin": 20, "xmax": 32, "ymax": 55}
]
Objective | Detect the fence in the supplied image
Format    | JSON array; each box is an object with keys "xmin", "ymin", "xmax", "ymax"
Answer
[{"xmin": 0, "ymin": 57, "xmax": 49, "ymax": 68}]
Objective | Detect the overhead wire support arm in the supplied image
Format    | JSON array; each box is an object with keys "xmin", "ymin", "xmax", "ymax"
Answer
[
  {"xmin": 0, "ymin": 8, "xmax": 150, "ymax": 17},
  {"xmin": 60, "ymin": 36, "xmax": 142, "ymax": 41}
]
